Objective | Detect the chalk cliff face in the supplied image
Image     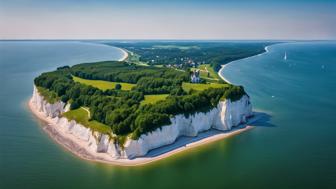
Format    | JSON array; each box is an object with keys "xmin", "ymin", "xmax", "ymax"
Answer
[
  {"xmin": 31, "ymin": 87, "xmax": 69, "ymax": 117},
  {"xmin": 31, "ymin": 86, "xmax": 252, "ymax": 159},
  {"xmin": 122, "ymin": 95, "xmax": 252, "ymax": 158}
]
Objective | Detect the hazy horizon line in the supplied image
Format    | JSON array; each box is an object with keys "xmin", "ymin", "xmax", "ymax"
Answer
[{"xmin": 1, "ymin": 39, "xmax": 335, "ymax": 42}]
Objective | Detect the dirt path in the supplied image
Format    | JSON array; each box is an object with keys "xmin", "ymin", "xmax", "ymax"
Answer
[{"xmin": 81, "ymin": 107, "xmax": 90, "ymax": 118}]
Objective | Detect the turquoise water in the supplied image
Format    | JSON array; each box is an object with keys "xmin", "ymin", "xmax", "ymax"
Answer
[
  {"xmin": 1, "ymin": 41, "xmax": 336, "ymax": 189},
  {"xmin": 222, "ymin": 42, "xmax": 336, "ymax": 188}
]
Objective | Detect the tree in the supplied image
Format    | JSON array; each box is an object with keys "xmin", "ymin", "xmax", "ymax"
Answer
[
  {"xmin": 134, "ymin": 113, "xmax": 170, "ymax": 135},
  {"xmin": 70, "ymin": 100, "xmax": 80, "ymax": 110},
  {"xmin": 61, "ymin": 95, "xmax": 69, "ymax": 103},
  {"xmin": 115, "ymin": 83, "xmax": 122, "ymax": 90}
]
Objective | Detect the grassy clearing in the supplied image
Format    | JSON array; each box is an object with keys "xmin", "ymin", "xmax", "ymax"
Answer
[
  {"xmin": 191, "ymin": 64, "xmax": 222, "ymax": 82},
  {"xmin": 141, "ymin": 94, "xmax": 169, "ymax": 105},
  {"xmin": 200, "ymin": 64, "xmax": 221, "ymax": 80},
  {"xmin": 63, "ymin": 107, "xmax": 112, "ymax": 134},
  {"xmin": 72, "ymin": 76, "xmax": 136, "ymax": 91},
  {"xmin": 37, "ymin": 87, "xmax": 60, "ymax": 104},
  {"xmin": 182, "ymin": 82, "xmax": 228, "ymax": 92}
]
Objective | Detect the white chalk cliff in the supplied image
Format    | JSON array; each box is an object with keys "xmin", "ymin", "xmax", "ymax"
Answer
[{"xmin": 31, "ymin": 86, "xmax": 252, "ymax": 159}]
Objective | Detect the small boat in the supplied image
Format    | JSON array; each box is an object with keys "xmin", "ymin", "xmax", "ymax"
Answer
[{"xmin": 284, "ymin": 52, "xmax": 287, "ymax": 60}]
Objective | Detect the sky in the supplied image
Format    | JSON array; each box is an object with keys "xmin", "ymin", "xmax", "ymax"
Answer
[{"xmin": 0, "ymin": 0, "xmax": 336, "ymax": 40}]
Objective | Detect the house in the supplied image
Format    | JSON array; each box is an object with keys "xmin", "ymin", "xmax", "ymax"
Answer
[{"xmin": 191, "ymin": 69, "xmax": 201, "ymax": 83}]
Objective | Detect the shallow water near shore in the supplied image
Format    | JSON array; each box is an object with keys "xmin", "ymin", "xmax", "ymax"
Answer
[{"xmin": 1, "ymin": 41, "xmax": 336, "ymax": 189}]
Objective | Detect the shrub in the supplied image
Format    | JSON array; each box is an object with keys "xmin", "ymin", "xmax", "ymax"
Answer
[{"xmin": 115, "ymin": 83, "xmax": 122, "ymax": 90}]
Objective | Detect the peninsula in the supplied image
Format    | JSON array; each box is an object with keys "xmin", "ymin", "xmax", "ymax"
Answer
[{"xmin": 29, "ymin": 41, "xmax": 269, "ymax": 166}]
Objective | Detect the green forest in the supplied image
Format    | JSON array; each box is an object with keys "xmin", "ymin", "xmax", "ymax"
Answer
[
  {"xmin": 34, "ymin": 61, "xmax": 246, "ymax": 140},
  {"xmin": 108, "ymin": 41, "xmax": 272, "ymax": 71},
  {"xmin": 33, "ymin": 41, "xmax": 270, "ymax": 142}
]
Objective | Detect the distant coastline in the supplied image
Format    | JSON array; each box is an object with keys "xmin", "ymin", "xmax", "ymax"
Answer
[
  {"xmin": 118, "ymin": 48, "xmax": 129, "ymax": 61},
  {"xmin": 218, "ymin": 45, "xmax": 271, "ymax": 84}
]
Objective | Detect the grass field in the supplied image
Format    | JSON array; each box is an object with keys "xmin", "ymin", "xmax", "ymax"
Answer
[
  {"xmin": 37, "ymin": 87, "xmax": 60, "ymax": 103},
  {"xmin": 182, "ymin": 82, "xmax": 228, "ymax": 92},
  {"xmin": 199, "ymin": 64, "xmax": 221, "ymax": 80},
  {"xmin": 191, "ymin": 64, "xmax": 222, "ymax": 82},
  {"xmin": 63, "ymin": 107, "xmax": 111, "ymax": 134},
  {"xmin": 141, "ymin": 94, "xmax": 169, "ymax": 105},
  {"xmin": 72, "ymin": 76, "xmax": 136, "ymax": 91}
]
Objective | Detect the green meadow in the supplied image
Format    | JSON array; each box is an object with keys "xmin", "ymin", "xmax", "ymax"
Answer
[
  {"xmin": 63, "ymin": 107, "xmax": 112, "ymax": 134},
  {"xmin": 141, "ymin": 94, "xmax": 169, "ymax": 105},
  {"xmin": 72, "ymin": 76, "xmax": 136, "ymax": 91}
]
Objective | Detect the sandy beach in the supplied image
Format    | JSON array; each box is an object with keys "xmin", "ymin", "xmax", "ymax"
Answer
[
  {"xmin": 218, "ymin": 64, "xmax": 232, "ymax": 84},
  {"xmin": 218, "ymin": 46, "xmax": 270, "ymax": 84},
  {"xmin": 118, "ymin": 48, "xmax": 129, "ymax": 61},
  {"xmin": 28, "ymin": 98, "xmax": 254, "ymax": 167}
]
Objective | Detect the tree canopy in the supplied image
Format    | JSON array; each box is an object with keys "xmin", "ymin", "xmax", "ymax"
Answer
[{"xmin": 34, "ymin": 48, "xmax": 248, "ymax": 139}]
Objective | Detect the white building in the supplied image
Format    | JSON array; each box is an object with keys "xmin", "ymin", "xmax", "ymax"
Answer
[{"xmin": 191, "ymin": 69, "xmax": 201, "ymax": 83}]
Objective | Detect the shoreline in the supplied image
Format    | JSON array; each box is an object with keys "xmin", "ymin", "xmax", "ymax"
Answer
[
  {"xmin": 117, "ymin": 47, "xmax": 129, "ymax": 61},
  {"xmin": 218, "ymin": 45, "xmax": 271, "ymax": 84},
  {"xmin": 28, "ymin": 98, "xmax": 255, "ymax": 167},
  {"xmin": 27, "ymin": 44, "xmax": 263, "ymax": 167}
]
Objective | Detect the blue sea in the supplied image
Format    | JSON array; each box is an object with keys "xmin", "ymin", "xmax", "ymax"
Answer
[
  {"xmin": 221, "ymin": 42, "xmax": 336, "ymax": 188},
  {"xmin": 0, "ymin": 41, "xmax": 335, "ymax": 189}
]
